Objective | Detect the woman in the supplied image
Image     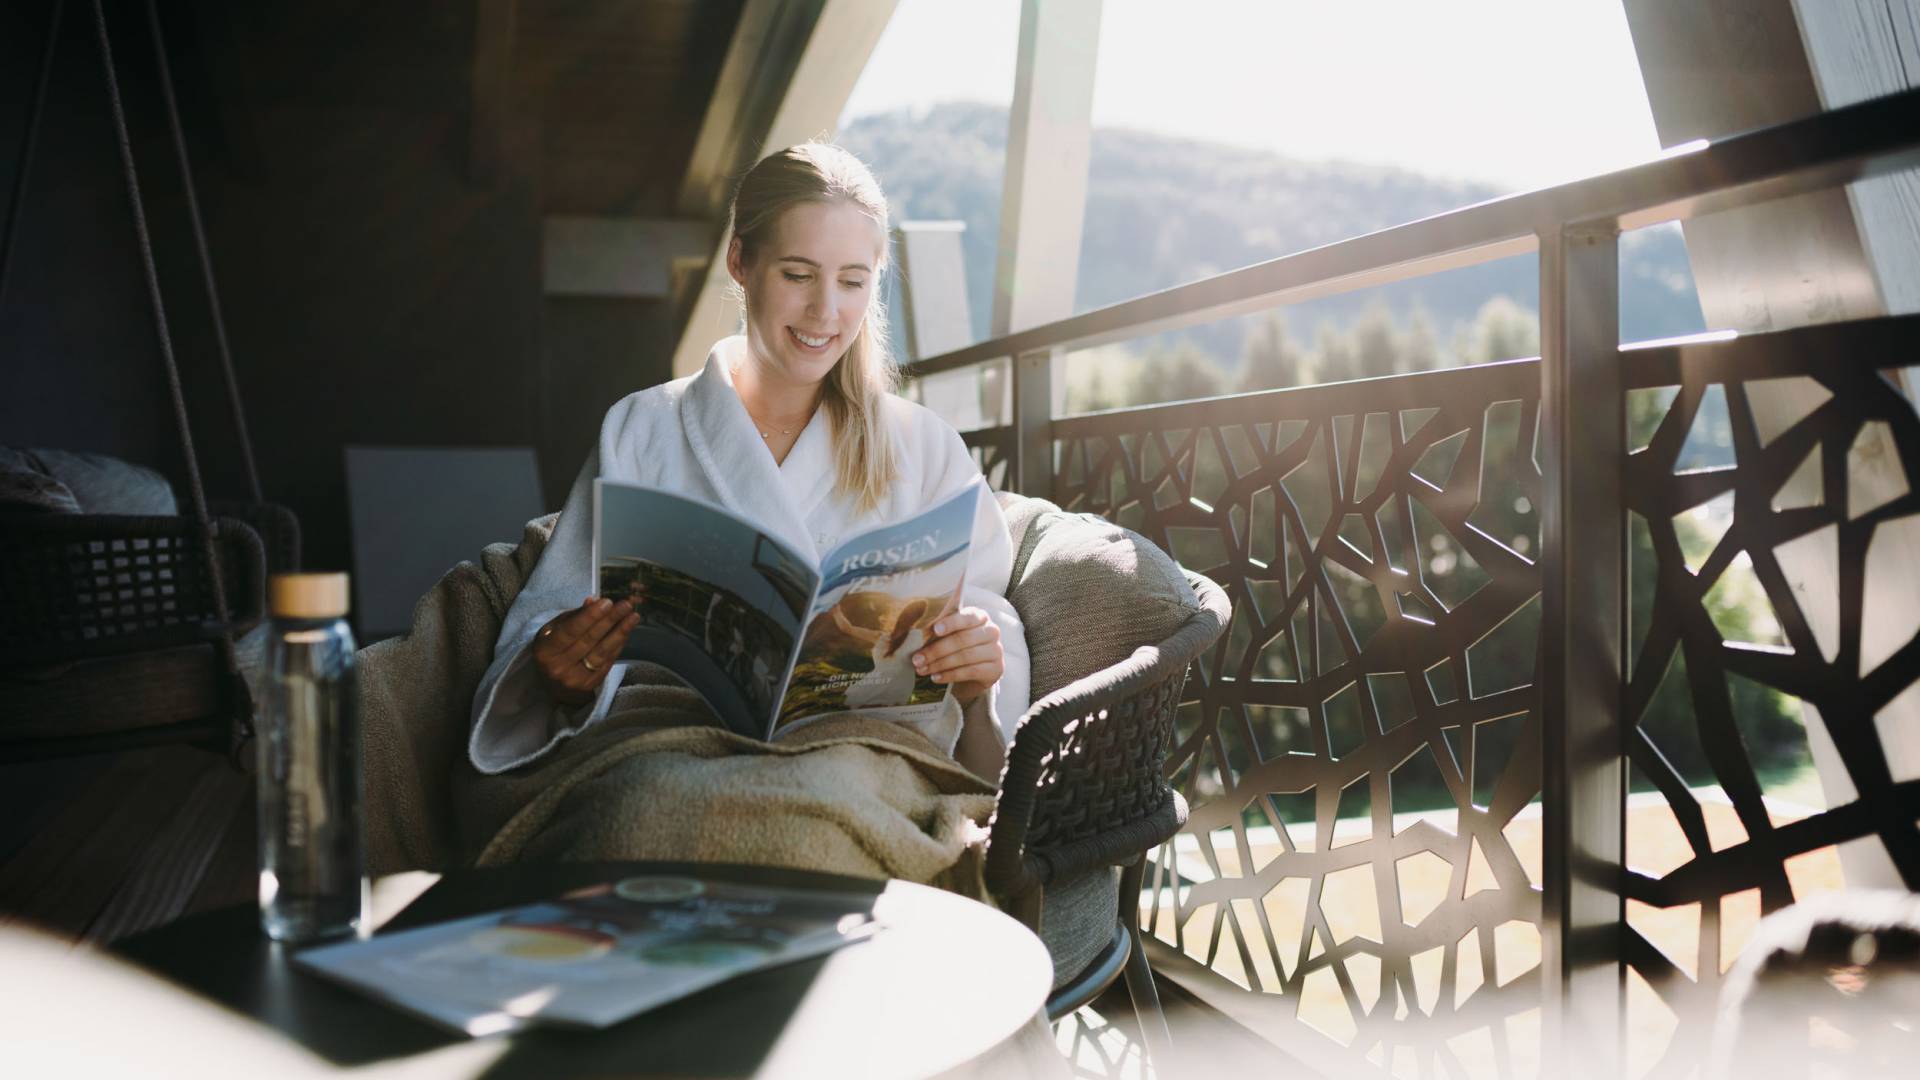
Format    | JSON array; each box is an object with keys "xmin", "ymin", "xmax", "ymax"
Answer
[{"xmin": 468, "ymin": 143, "xmax": 1029, "ymax": 779}]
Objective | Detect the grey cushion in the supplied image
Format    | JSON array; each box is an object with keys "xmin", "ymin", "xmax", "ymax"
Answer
[
  {"xmin": 1038, "ymin": 865, "xmax": 1121, "ymax": 990},
  {"xmin": 0, "ymin": 449, "xmax": 81, "ymax": 514},
  {"xmin": 28, "ymin": 448, "xmax": 178, "ymax": 515},
  {"xmin": 1002, "ymin": 496, "xmax": 1203, "ymax": 702},
  {"xmin": 994, "ymin": 489, "xmax": 1057, "ymax": 556}
]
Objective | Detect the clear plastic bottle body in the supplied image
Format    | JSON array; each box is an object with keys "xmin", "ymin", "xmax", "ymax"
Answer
[{"xmin": 257, "ymin": 614, "xmax": 366, "ymax": 941}]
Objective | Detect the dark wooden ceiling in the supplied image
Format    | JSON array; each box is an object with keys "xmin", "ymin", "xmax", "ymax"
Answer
[
  {"xmin": 517, "ymin": 0, "xmax": 747, "ymax": 216},
  {"xmin": 154, "ymin": 0, "xmax": 771, "ymax": 220}
]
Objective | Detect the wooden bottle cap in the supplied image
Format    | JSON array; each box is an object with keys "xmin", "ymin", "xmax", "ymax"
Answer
[{"xmin": 270, "ymin": 573, "xmax": 350, "ymax": 619}]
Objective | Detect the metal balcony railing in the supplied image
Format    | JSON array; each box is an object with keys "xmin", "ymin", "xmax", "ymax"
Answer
[{"xmin": 900, "ymin": 88, "xmax": 1920, "ymax": 1076}]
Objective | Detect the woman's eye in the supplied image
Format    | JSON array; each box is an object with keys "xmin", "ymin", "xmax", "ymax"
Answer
[
  {"xmin": 840, "ymin": 279, "xmax": 866, "ymax": 291},
  {"xmin": 782, "ymin": 272, "xmax": 812, "ymax": 283}
]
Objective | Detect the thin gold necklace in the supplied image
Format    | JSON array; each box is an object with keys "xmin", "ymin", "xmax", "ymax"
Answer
[
  {"xmin": 741, "ymin": 400, "xmax": 814, "ymax": 441},
  {"xmin": 731, "ymin": 362, "xmax": 816, "ymax": 440}
]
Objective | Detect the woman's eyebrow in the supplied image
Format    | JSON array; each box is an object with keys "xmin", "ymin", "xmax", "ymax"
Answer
[{"xmin": 776, "ymin": 255, "xmax": 870, "ymax": 273}]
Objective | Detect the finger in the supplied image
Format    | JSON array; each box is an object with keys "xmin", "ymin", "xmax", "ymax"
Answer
[
  {"xmin": 926, "ymin": 643, "xmax": 1001, "ymax": 679},
  {"xmin": 559, "ymin": 598, "xmax": 627, "ymax": 662},
  {"xmin": 583, "ymin": 611, "xmax": 639, "ymax": 673},
  {"xmin": 548, "ymin": 602, "xmax": 605, "ymax": 659},
  {"xmin": 541, "ymin": 598, "xmax": 602, "ymax": 652},
  {"xmin": 936, "ymin": 661, "xmax": 1004, "ymax": 688},
  {"xmin": 913, "ymin": 623, "xmax": 999, "ymax": 668},
  {"xmin": 914, "ymin": 632, "xmax": 990, "ymax": 674},
  {"xmin": 928, "ymin": 608, "xmax": 990, "ymax": 638}
]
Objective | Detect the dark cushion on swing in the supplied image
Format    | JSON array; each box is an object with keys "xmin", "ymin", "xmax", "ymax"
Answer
[
  {"xmin": 0, "ymin": 447, "xmax": 178, "ymax": 516},
  {"xmin": 32, "ymin": 448, "xmax": 179, "ymax": 515},
  {"xmin": 0, "ymin": 450, "xmax": 82, "ymax": 514}
]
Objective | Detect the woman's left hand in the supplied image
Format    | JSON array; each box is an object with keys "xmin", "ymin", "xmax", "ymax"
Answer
[{"xmin": 911, "ymin": 606, "xmax": 1003, "ymax": 707}]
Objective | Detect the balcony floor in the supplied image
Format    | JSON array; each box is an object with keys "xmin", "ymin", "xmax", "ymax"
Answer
[{"xmin": 0, "ymin": 745, "xmax": 255, "ymax": 946}]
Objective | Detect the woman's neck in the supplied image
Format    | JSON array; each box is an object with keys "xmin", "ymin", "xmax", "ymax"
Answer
[{"xmin": 731, "ymin": 346, "xmax": 824, "ymax": 429}]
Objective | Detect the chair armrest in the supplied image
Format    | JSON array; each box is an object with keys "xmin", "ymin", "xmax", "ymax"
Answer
[
  {"xmin": 210, "ymin": 500, "xmax": 301, "ymax": 574},
  {"xmin": 0, "ymin": 513, "xmax": 267, "ymax": 669},
  {"xmin": 985, "ymin": 570, "xmax": 1230, "ymax": 898}
]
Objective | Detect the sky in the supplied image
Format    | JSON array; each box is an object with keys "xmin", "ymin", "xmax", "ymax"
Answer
[{"xmin": 842, "ymin": 0, "xmax": 1667, "ymax": 193}]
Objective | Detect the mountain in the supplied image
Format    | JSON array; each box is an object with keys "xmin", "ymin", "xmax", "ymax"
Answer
[{"xmin": 840, "ymin": 102, "xmax": 1706, "ymax": 370}]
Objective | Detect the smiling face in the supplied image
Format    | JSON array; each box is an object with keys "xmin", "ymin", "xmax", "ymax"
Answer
[{"xmin": 727, "ymin": 199, "xmax": 885, "ymax": 390}]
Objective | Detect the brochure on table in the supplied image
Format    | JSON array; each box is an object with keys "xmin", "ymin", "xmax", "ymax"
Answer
[{"xmin": 293, "ymin": 875, "xmax": 882, "ymax": 1036}]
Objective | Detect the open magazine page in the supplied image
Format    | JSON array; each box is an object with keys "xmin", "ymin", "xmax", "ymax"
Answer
[
  {"xmin": 293, "ymin": 875, "xmax": 882, "ymax": 1036},
  {"xmin": 594, "ymin": 482, "xmax": 818, "ymax": 738},
  {"xmin": 775, "ymin": 482, "xmax": 979, "ymax": 733}
]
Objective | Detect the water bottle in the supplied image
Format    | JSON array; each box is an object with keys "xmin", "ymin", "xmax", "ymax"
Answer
[{"xmin": 257, "ymin": 571, "xmax": 367, "ymax": 942}]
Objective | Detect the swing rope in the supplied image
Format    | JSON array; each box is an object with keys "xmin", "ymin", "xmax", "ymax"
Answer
[
  {"xmin": 144, "ymin": 0, "xmax": 262, "ymax": 505},
  {"xmin": 0, "ymin": 0, "xmax": 66, "ymax": 312},
  {"xmin": 90, "ymin": 0, "xmax": 254, "ymax": 758}
]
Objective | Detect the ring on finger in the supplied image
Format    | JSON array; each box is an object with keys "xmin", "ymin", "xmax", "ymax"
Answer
[{"xmin": 581, "ymin": 657, "xmax": 600, "ymax": 672}]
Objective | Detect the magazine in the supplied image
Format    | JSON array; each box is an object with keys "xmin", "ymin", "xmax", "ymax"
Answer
[
  {"xmin": 591, "ymin": 478, "xmax": 980, "ymax": 739},
  {"xmin": 293, "ymin": 875, "xmax": 883, "ymax": 1036}
]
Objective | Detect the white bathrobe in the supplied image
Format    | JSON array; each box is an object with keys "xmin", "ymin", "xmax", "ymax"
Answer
[{"xmin": 468, "ymin": 336, "xmax": 1031, "ymax": 775}]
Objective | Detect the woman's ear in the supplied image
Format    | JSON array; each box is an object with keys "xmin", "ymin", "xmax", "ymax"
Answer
[{"xmin": 725, "ymin": 236, "xmax": 746, "ymax": 288}]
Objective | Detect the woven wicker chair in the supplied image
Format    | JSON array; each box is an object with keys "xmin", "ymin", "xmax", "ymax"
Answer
[{"xmin": 984, "ymin": 566, "xmax": 1228, "ymax": 1060}]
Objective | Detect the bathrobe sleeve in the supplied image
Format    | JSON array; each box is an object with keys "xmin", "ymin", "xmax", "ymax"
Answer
[
  {"xmin": 467, "ymin": 448, "xmax": 630, "ymax": 774},
  {"xmin": 921, "ymin": 419, "xmax": 1031, "ymax": 774}
]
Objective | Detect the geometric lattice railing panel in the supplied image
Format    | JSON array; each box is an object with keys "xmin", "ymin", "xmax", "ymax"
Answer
[
  {"xmin": 1043, "ymin": 360, "xmax": 1548, "ymax": 1071},
  {"xmin": 960, "ymin": 426, "xmax": 1014, "ymax": 493},
  {"xmin": 945, "ymin": 319, "xmax": 1920, "ymax": 1077},
  {"xmin": 1618, "ymin": 332, "xmax": 1920, "ymax": 1076}
]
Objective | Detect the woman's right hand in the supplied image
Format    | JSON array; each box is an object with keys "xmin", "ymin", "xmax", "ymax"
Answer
[{"xmin": 533, "ymin": 596, "xmax": 639, "ymax": 705}]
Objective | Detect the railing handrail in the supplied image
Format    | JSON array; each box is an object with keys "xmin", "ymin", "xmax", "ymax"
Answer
[
  {"xmin": 984, "ymin": 312, "xmax": 1916, "ymax": 439},
  {"xmin": 899, "ymin": 87, "xmax": 1920, "ymax": 379}
]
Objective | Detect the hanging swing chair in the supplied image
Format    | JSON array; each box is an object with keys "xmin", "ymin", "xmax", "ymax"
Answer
[{"xmin": 0, "ymin": 0, "xmax": 299, "ymax": 762}]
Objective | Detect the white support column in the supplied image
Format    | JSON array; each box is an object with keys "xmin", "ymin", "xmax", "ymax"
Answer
[
  {"xmin": 1623, "ymin": 0, "xmax": 1920, "ymax": 887},
  {"xmin": 993, "ymin": 0, "xmax": 1102, "ymax": 338},
  {"xmin": 994, "ymin": 0, "xmax": 1102, "ymax": 495},
  {"xmin": 669, "ymin": 0, "xmax": 900, "ymax": 378},
  {"xmin": 895, "ymin": 221, "xmax": 973, "ymax": 358},
  {"xmin": 895, "ymin": 221, "xmax": 987, "ymax": 427}
]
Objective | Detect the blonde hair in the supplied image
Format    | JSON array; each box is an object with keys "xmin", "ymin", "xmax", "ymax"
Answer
[{"xmin": 729, "ymin": 143, "xmax": 899, "ymax": 515}]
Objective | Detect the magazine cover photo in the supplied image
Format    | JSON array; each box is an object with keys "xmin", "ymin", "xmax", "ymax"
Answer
[
  {"xmin": 595, "ymin": 484, "xmax": 817, "ymax": 735},
  {"xmin": 777, "ymin": 484, "xmax": 977, "ymax": 731}
]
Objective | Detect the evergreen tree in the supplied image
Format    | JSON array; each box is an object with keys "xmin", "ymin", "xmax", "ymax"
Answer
[
  {"xmin": 1237, "ymin": 314, "xmax": 1314, "ymax": 392},
  {"xmin": 1350, "ymin": 302, "xmax": 1401, "ymax": 378},
  {"xmin": 1465, "ymin": 295, "xmax": 1540, "ymax": 363},
  {"xmin": 1128, "ymin": 342, "xmax": 1226, "ymax": 406},
  {"xmin": 1065, "ymin": 356, "xmax": 1125, "ymax": 414},
  {"xmin": 1314, "ymin": 320, "xmax": 1355, "ymax": 382},
  {"xmin": 1400, "ymin": 306, "xmax": 1441, "ymax": 372}
]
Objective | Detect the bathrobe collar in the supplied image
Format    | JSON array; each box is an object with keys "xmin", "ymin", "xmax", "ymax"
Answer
[{"xmin": 680, "ymin": 336, "xmax": 835, "ymax": 561}]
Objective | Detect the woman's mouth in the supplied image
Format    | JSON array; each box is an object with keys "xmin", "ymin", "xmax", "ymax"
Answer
[{"xmin": 787, "ymin": 327, "xmax": 836, "ymax": 352}]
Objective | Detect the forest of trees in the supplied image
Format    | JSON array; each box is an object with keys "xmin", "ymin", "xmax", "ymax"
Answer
[
  {"xmin": 841, "ymin": 101, "xmax": 1708, "ymax": 369},
  {"xmin": 1061, "ymin": 295, "xmax": 1544, "ymax": 414}
]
